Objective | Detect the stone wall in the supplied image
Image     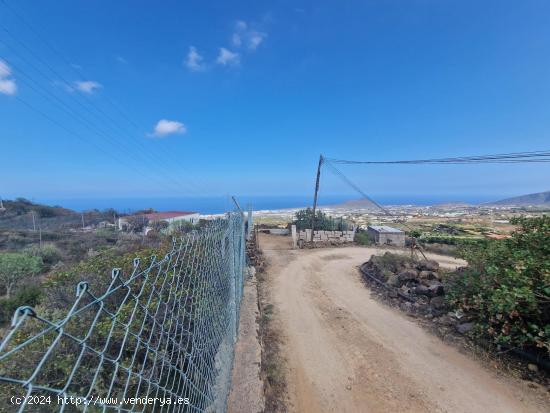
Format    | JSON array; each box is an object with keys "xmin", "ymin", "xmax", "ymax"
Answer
[{"xmin": 297, "ymin": 229, "xmax": 355, "ymax": 243}]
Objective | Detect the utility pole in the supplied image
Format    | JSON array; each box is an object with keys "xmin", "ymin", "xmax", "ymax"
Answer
[
  {"xmin": 310, "ymin": 154, "xmax": 324, "ymax": 242},
  {"xmin": 31, "ymin": 211, "xmax": 36, "ymax": 232},
  {"xmin": 231, "ymin": 196, "xmax": 244, "ymax": 216},
  {"xmin": 81, "ymin": 212, "xmax": 85, "ymax": 230},
  {"xmin": 38, "ymin": 225, "xmax": 42, "ymax": 249}
]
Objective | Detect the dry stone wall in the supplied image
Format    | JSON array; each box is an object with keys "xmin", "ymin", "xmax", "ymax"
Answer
[{"xmin": 298, "ymin": 229, "xmax": 355, "ymax": 243}]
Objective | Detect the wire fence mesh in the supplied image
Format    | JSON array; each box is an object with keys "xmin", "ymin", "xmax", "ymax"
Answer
[{"xmin": 0, "ymin": 211, "xmax": 249, "ymax": 412}]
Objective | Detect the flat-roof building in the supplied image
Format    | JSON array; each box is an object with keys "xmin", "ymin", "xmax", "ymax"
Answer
[{"xmin": 367, "ymin": 225, "xmax": 406, "ymax": 247}]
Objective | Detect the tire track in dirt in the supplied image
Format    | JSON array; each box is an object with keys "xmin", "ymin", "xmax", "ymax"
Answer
[{"xmin": 259, "ymin": 234, "xmax": 548, "ymax": 413}]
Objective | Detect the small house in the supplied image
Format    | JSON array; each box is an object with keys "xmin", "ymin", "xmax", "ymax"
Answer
[{"xmin": 367, "ymin": 225, "xmax": 405, "ymax": 247}]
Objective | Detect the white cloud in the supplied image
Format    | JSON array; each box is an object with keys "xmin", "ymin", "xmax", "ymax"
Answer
[
  {"xmin": 74, "ymin": 80, "xmax": 102, "ymax": 94},
  {"xmin": 235, "ymin": 20, "xmax": 247, "ymax": 31},
  {"xmin": 0, "ymin": 79, "xmax": 16, "ymax": 95},
  {"xmin": 216, "ymin": 48, "xmax": 239, "ymax": 66},
  {"xmin": 185, "ymin": 46, "xmax": 205, "ymax": 71},
  {"xmin": 150, "ymin": 119, "xmax": 187, "ymax": 137},
  {"xmin": 0, "ymin": 60, "xmax": 16, "ymax": 95},
  {"xmin": 116, "ymin": 56, "xmax": 128, "ymax": 64},
  {"xmin": 233, "ymin": 20, "xmax": 267, "ymax": 51},
  {"xmin": 0, "ymin": 60, "xmax": 12, "ymax": 78},
  {"xmin": 247, "ymin": 31, "xmax": 266, "ymax": 50},
  {"xmin": 231, "ymin": 33, "xmax": 242, "ymax": 47}
]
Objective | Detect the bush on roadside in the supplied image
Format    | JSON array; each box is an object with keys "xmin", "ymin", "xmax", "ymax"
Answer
[
  {"xmin": 446, "ymin": 216, "xmax": 550, "ymax": 355},
  {"xmin": 354, "ymin": 231, "xmax": 371, "ymax": 246}
]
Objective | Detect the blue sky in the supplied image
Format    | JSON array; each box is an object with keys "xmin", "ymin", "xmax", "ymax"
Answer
[{"xmin": 1, "ymin": 0, "xmax": 549, "ymax": 206}]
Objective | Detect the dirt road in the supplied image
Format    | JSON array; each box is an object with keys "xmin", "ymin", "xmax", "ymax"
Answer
[{"xmin": 259, "ymin": 234, "xmax": 548, "ymax": 413}]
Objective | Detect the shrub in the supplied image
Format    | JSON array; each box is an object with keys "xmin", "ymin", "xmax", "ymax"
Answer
[
  {"xmin": 0, "ymin": 284, "xmax": 42, "ymax": 325},
  {"xmin": 24, "ymin": 243, "xmax": 62, "ymax": 267},
  {"xmin": 0, "ymin": 253, "xmax": 43, "ymax": 297},
  {"xmin": 354, "ymin": 231, "xmax": 371, "ymax": 246},
  {"xmin": 294, "ymin": 208, "xmax": 350, "ymax": 231},
  {"xmin": 370, "ymin": 252, "xmax": 414, "ymax": 273},
  {"xmin": 446, "ymin": 216, "xmax": 550, "ymax": 355}
]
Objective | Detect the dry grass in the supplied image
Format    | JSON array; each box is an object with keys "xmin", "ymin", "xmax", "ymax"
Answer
[{"xmin": 254, "ymin": 246, "xmax": 289, "ymax": 412}]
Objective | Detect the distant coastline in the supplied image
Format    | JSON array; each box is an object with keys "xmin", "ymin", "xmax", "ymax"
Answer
[{"xmin": 30, "ymin": 194, "xmax": 511, "ymax": 214}]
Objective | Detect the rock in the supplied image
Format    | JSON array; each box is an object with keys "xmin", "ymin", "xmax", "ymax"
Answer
[
  {"xmin": 437, "ymin": 315, "xmax": 456, "ymax": 326},
  {"xmin": 400, "ymin": 301, "xmax": 413, "ymax": 314},
  {"xmin": 419, "ymin": 270, "xmax": 440, "ymax": 280},
  {"xmin": 398, "ymin": 269, "xmax": 418, "ymax": 283},
  {"xmin": 527, "ymin": 363, "xmax": 539, "ymax": 373},
  {"xmin": 423, "ymin": 280, "xmax": 444, "ymax": 297},
  {"xmin": 456, "ymin": 322, "xmax": 475, "ymax": 334},
  {"xmin": 388, "ymin": 289, "xmax": 398, "ymax": 298},
  {"xmin": 417, "ymin": 303, "xmax": 430, "ymax": 314},
  {"xmin": 387, "ymin": 274, "xmax": 400, "ymax": 287},
  {"xmin": 418, "ymin": 260, "xmax": 439, "ymax": 272},
  {"xmin": 400, "ymin": 285, "xmax": 412, "ymax": 296},
  {"xmin": 430, "ymin": 296, "xmax": 446, "ymax": 310},
  {"xmin": 413, "ymin": 285, "xmax": 431, "ymax": 296}
]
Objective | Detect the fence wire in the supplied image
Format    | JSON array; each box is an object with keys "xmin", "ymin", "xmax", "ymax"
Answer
[{"xmin": 0, "ymin": 211, "xmax": 248, "ymax": 412}]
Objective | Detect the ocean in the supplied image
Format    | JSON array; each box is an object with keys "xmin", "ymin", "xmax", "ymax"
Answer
[{"xmin": 38, "ymin": 194, "xmax": 503, "ymax": 214}]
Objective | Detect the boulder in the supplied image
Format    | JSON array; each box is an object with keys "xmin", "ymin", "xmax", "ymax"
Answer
[
  {"xmin": 527, "ymin": 363, "xmax": 539, "ymax": 373},
  {"xmin": 397, "ymin": 269, "xmax": 418, "ymax": 283},
  {"xmin": 429, "ymin": 296, "xmax": 446, "ymax": 310},
  {"xmin": 436, "ymin": 315, "xmax": 456, "ymax": 326},
  {"xmin": 419, "ymin": 270, "xmax": 440, "ymax": 280},
  {"xmin": 413, "ymin": 285, "xmax": 431, "ymax": 296},
  {"xmin": 456, "ymin": 322, "xmax": 475, "ymax": 334},
  {"xmin": 426, "ymin": 280, "xmax": 444, "ymax": 297},
  {"xmin": 418, "ymin": 260, "xmax": 439, "ymax": 272},
  {"xmin": 400, "ymin": 285, "xmax": 412, "ymax": 296}
]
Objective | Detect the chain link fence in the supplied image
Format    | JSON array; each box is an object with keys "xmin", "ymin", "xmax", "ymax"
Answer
[{"xmin": 0, "ymin": 211, "xmax": 249, "ymax": 412}]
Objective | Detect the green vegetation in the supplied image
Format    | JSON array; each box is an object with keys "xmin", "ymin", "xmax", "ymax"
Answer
[
  {"xmin": 0, "ymin": 284, "xmax": 42, "ymax": 325},
  {"xmin": 294, "ymin": 208, "xmax": 350, "ymax": 231},
  {"xmin": 447, "ymin": 216, "xmax": 550, "ymax": 355},
  {"xmin": 354, "ymin": 231, "xmax": 371, "ymax": 246},
  {"xmin": 0, "ymin": 252, "xmax": 43, "ymax": 297},
  {"xmin": 419, "ymin": 234, "xmax": 486, "ymax": 246},
  {"xmin": 0, "ymin": 198, "xmax": 118, "ymax": 231},
  {"xmin": 0, "ymin": 242, "xmax": 172, "ymax": 401}
]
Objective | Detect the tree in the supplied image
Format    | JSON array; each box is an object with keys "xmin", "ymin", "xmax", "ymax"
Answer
[
  {"xmin": 294, "ymin": 208, "xmax": 348, "ymax": 231},
  {"xmin": 0, "ymin": 253, "xmax": 43, "ymax": 298}
]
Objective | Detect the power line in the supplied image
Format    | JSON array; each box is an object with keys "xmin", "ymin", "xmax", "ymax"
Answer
[
  {"xmin": 14, "ymin": 95, "xmax": 189, "ymax": 194},
  {"xmin": 322, "ymin": 158, "xmax": 429, "ymax": 259},
  {"xmin": 4, "ymin": 54, "xmax": 201, "ymax": 195},
  {"xmin": 325, "ymin": 149, "xmax": 550, "ymax": 165},
  {"xmin": 0, "ymin": 0, "xmax": 214, "ymax": 194},
  {"xmin": 0, "ymin": 33, "xmax": 207, "ymax": 197},
  {"xmin": 322, "ymin": 159, "xmax": 408, "ymax": 224}
]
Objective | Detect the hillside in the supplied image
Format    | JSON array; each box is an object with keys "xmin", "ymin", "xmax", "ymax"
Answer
[
  {"xmin": 0, "ymin": 198, "xmax": 118, "ymax": 230},
  {"xmin": 333, "ymin": 198, "xmax": 379, "ymax": 209},
  {"xmin": 486, "ymin": 191, "xmax": 550, "ymax": 206}
]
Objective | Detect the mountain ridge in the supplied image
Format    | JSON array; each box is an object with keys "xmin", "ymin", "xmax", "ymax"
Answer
[{"xmin": 484, "ymin": 190, "xmax": 550, "ymax": 206}]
